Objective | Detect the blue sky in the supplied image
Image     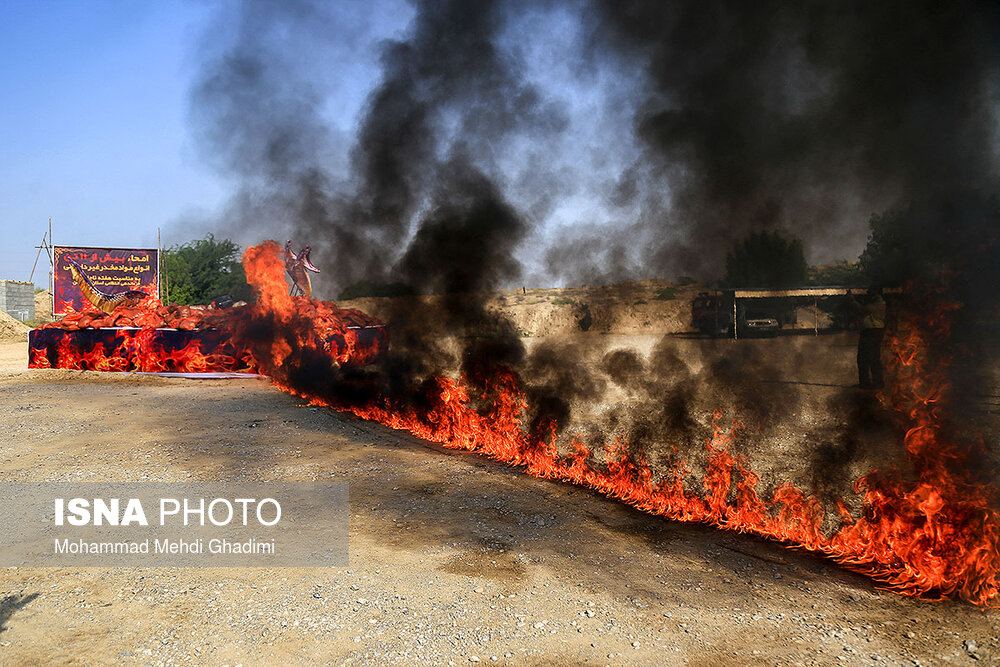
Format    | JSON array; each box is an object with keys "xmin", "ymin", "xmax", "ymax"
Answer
[
  {"xmin": 0, "ymin": 1, "xmax": 419, "ymax": 287},
  {"xmin": 0, "ymin": 1, "xmax": 652, "ymax": 291},
  {"xmin": 0, "ymin": 2, "xmax": 226, "ymax": 284},
  {"xmin": 2, "ymin": 1, "xmax": 906, "ymax": 293}
]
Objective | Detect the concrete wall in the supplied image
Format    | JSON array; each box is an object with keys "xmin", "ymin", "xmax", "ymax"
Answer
[{"xmin": 0, "ymin": 280, "xmax": 36, "ymax": 321}]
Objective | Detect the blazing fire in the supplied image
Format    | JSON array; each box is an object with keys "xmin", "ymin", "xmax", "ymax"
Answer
[
  {"xmin": 227, "ymin": 243, "xmax": 999, "ymax": 607},
  {"xmin": 29, "ymin": 242, "xmax": 386, "ymax": 373},
  {"xmin": 28, "ymin": 240, "xmax": 1000, "ymax": 606}
]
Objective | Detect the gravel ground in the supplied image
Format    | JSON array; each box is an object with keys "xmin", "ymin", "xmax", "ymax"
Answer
[{"xmin": 1, "ymin": 339, "xmax": 998, "ymax": 665}]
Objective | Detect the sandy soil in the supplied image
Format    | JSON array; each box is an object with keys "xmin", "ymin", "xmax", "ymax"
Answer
[
  {"xmin": 1, "ymin": 337, "xmax": 998, "ymax": 666},
  {"xmin": 34, "ymin": 290, "xmax": 53, "ymax": 321},
  {"xmin": 339, "ymin": 281, "xmax": 696, "ymax": 337},
  {"xmin": 338, "ymin": 282, "xmax": 834, "ymax": 338},
  {"xmin": 0, "ymin": 310, "xmax": 30, "ymax": 343}
]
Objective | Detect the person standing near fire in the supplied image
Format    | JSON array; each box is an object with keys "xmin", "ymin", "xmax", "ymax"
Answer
[{"xmin": 849, "ymin": 287, "xmax": 886, "ymax": 389}]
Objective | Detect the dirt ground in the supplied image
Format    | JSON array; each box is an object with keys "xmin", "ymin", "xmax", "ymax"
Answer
[
  {"xmin": 0, "ymin": 310, "xmax": 30, "ymax": 343},
  {"xmin": 339, "ymin": 281, "xmax": 695, "ymax": 338},
  {"xmin": 1, "ymin": 336, "xmax": 998, "ymax": 666},
  {"xmin": 338, "ymin": 281, "xmax": 833, "ymax": 339}
]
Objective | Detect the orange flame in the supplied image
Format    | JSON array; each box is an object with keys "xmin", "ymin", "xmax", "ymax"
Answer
[
  {"xmin": 31, "ymin": 240, "xmax": 386, "ymax": 374},
  {"xmin": 236, "ymin": 241, "xmax": 999, "ymax": 607},
  {"xmin": 35, "ymin": 241, "xmax": 1000, "ymax": 606},
  {"xmin": 29, "ymin": 328, "xmax": 256, "ymax": 374}
]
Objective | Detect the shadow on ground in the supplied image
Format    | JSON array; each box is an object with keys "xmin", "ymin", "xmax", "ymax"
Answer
[{"xmin": 0, "ymin": 593, "xmax": 39, "ymax": 634}]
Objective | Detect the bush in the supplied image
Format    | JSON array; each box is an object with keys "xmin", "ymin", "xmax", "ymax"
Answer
[
  {"xmin": 859, "ymin": 194, "xmax": 1000, "ymax": 292},
  {"xmin": 162, "ymin": 234, "xmax": 251, "ymax": 305},
  {"xmin": 653, "ymin": 287, "xmax": 677, "ymax": 300},
  {"xmin": 724, "ymin": 231, "xmax": 807, "ymax": 288}
]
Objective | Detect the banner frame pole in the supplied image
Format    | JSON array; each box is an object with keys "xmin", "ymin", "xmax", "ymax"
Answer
[{"xmin": 157, "ymin": 227, "xmax": 162, "ymax": 302}]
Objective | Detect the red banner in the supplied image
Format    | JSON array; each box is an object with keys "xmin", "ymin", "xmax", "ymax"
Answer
[{"xmin": 53, "ymin": 246, "xmax": 159, "ymax": 315}]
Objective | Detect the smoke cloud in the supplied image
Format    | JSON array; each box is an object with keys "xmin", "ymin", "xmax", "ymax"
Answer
[
  {"xmin": 589, "ymin": 0, "xmax": 1000, "ymax": 277},
  {"xmin": 186, "ymin": 0, "xmax": 1000, "ymax": 507},
  {"xmin": 187, "ymin": 0, "xmax": 1000, "ymax": 289}
]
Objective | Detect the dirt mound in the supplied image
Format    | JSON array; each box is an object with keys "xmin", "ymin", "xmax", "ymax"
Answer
[
  {"xmin": 34, "ymin": 290, "xmax": 52, "ymax": 320},
  {"xmin": 0, "ymin": 308, "xmax": 30, "ymax": 342},
  {"xmin": 339, "ymin": 280, "xmax": 699, "ymax": 337}
]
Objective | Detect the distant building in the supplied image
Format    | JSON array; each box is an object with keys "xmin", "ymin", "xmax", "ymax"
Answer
[{"xmin": 0, "ymin": 280, "xmax": 36, "ymax": 322}]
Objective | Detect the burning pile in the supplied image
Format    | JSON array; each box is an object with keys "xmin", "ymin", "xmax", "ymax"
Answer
[
  {"xmin": 164, "ymin": 0, "xmax": 1000, "ymax": 610},
  {"xmin": 28, "ymin": 244, "xmax": 387, "ymax": 373},
  {"xmin": 29, "ymin": 238, "xmax": 1000, "ymax": 605},
  {"xmin": 231, "ymin": 243, "xmax": 1000, "ymax": 607},
  {"xmin": 33, "ymin": 299, "xmax": 382, "ymax": 334}
]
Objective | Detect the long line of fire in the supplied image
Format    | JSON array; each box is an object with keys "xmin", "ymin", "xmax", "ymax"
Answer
[{"xmin": 27, "ymin": 240, "xmax": 1000, "ymax": 607}]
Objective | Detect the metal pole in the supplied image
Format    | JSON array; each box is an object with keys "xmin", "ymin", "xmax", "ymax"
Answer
[
  {"xmin": 29, "ymin": 231, "xmax": 46, "ymax": 283},
  {"xmin": 157, "ymin": 227, "xmax": 162, "ymax": 302},
  {"xmin": 814, "ymin": 297, "xmax": 818, "ymax": 336},
  {"xmin": 48, "ymin": 218, "xmax": 53, "ymax": 313},
  {"xmin": 732, "ymin": 296, "xmax": 738, "ymax": 341}
]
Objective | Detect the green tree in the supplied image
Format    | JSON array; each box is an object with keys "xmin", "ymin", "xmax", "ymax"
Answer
[
  {"xmin": 858, "ymin": 210, "xmax": 913, "ymax": 286},
  {"xmin": 858, "ymin": 194, "xmax": 1000, "ymax": 287},
  {"xmin": 162, "ymin": 234, "xmax": 251, "ymax": 305},
  {"xmin": 724, "ymin": 231, "xmax": 807, "ymax": 288}
]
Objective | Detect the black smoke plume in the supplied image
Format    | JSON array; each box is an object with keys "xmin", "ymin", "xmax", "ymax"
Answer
[
  {"xmin": 590, "ymin": 0, "xmax": 1000, "ymax": 278},
  {"xmin": 188, "ymin": 0, "xmax": 1000, "ymax": 509}
]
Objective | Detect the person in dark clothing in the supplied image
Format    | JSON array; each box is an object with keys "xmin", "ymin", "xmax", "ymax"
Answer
[{"xmin": 849, "ymin": 287, "xmax": 886, "ymax": 389}]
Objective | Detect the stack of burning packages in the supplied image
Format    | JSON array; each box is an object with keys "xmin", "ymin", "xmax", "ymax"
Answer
[{"xmin": 28, "ymin": 244, "xmax": 387, "ymax": 374}]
